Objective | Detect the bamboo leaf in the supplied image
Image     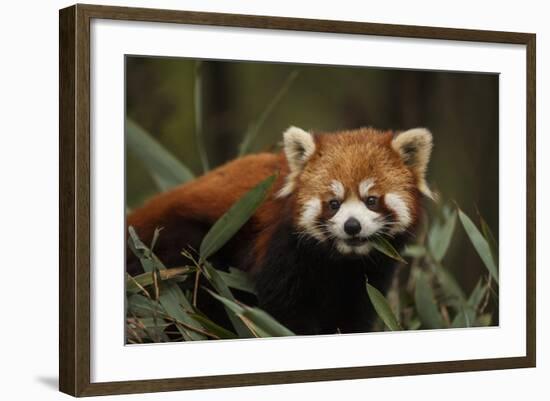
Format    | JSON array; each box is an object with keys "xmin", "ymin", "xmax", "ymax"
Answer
[
  {"xmin": 476, "ymin": 313, "xmax": 493, "ymax": 327},
  {"xmin": 129, "ymin": 317, "xmax": 171, "ymax": 329},
  {"xmin": 434, "ymin": 266, "xmax": 475, "ymax": 328},
  {"xmin": 201, "ymin": 262, "xmax": 254, "ymax": 338},
  {"xmin": 371, "ymin": 236, "xmax": 407, "ymax": 263},
  {"xmin": 366, "ymin": 282, "xmax": 402, "ymax": 331},
  {"xmin": 458, "ymin": 210, "xmax": 499, "ymax": 282},
  {"xmin": 127, "ymin": 294, "xmax": 160, "ymax": 318},
  {"xmin": 414, "ymin": 271, "xmax": 445, "ymax": 329},
  {"xmin": 408, "ymin": 318, "xmax": 422, "ymax": 331},
  {"xmin": 480, "ymin": 215, "xmax": 499, "ymax": 264},
  {"xmin": 126, "ymin": 118, "xmax": 194, "ymax": 191},
  {"xmin": 218, "ymin": 267, "xmax": 257, "ymax": 295},
  {"xmin": 187, "ymin": 312, "xmax": 238, "ymax": 339},
  {"xmin": 242, "ymin": 307, "xmax": 295, "ymax": 337},
  {"xmin": 428, "ymin": 209, "xmax": 457, "ymax": 262},
  {"xmin": 126, "ymin": 267, "xmax": 194, "ymax": 294},
  {"xmin": 206, "ymin": 290, "xmax": 295, "ymax": 337},
  {"xmin": 434, "ymin": 267, "xmax": 466, "ymax": 308},
  {"xmin": 451, "ymin": 278, "xmax": 492, "ymax": 328},
  {"xmin": 193, "ymin": 60, "xmax": 209, "ymax": 172},
  {"xmin": 127, "ymin": 227, "xmax": 207, "ymax": 341},
  {"xmin": 126, "ymin": 316, "xmax": 170, "ymax": 343},
  {"xmin": 238, "ymin": 70, "xmax": 299, "ymax": 156},
  {"xmin": 468, "ymin": 278, "xmax": 489, "ymax": 310},
  {"xmin": 200, "ymin": 175, "xmax": 276, "ymax": 260},
  {"xmin": 403, "ymin": 245, "xmax": 426, "ymax": 258},
  {"xmin": 451, "ymin": 305, "xmax": 476, "ymax": 328}
]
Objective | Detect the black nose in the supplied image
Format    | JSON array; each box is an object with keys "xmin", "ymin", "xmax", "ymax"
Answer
[{"xmin": 344, "ymin": 217, "xmax": 362, "ymax": 236}]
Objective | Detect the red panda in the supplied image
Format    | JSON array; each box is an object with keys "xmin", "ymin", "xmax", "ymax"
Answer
[{"xmin": 127, "ymin": 126, "xmax": 433, "ymax": 335}]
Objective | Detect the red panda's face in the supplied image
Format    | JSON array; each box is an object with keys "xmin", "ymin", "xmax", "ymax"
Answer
[{"xmin": 278, "ymin": 126, "xmax": 433, "ymax": 256}]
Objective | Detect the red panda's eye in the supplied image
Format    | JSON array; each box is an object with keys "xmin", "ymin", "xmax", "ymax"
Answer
[
  {"xmin": 365, "ymin": 196, "xmax": 379, "ymax": 209},
  {"xmin": 328, "ymin": 199, "xmax": 341, "ymax": 211}
]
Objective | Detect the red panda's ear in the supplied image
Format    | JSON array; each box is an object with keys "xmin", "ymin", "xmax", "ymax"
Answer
[
  {"xmin": 277, "ymin": 126, "xmax": 316, "ymax": 198},
  {"xmin": 283, "ymin": 126, "xmax": 316, "ymax": 174},
  {"xmin": 391, "ymin": 128, "xmax": 434, "ymax": 200}
]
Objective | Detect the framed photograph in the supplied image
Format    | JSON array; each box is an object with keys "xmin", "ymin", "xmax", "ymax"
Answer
[{"xmin": 59, "ymin": 4, "xmax": 536, "ymax": 397}]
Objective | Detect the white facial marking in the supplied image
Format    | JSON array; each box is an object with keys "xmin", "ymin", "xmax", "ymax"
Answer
[
  {"xmin": 354, "ymin": 243, "xmax": 373, "ymax": 255},
  {"xmin": 337, "ymin": 241, "xmax": 372, "ymax": 255},
  {"xmin": 297, "ymin": 197, "xmax": 324, "ymax": 241},
  {"xmin": 359, "ymin": 178, "xmax": 375, "ymax": 198},
  {"xmin": 329, "ymin": 199, "xmax": 383, "ymax": 240},
  {"xmin": 384, "ymin": 193, "xmax": 411, "ymax": 234},
  {"xmin": 330, "ymin": 198, "xmax": 381, "ymax": 255},
  {"xmin": 330, "ymin": 180, "xmax": 345, "ymax": 199},
  {"xmin": 336, "ymin": 242, "xmax": 353, "ymax": 254}
]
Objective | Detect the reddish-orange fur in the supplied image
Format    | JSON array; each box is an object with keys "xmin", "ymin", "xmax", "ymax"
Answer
[
  {"xmin": 128, "ymin": 127, "xmax": 423, "ymax": 271},
  {"xmin": 128, "ymin": 153, "xmax": 287, "ymax": 248}
]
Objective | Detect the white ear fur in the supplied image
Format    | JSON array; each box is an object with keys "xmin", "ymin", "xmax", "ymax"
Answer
[
  {"xmin": 392, "ymin": 128, "xmax": 434, "ymax": 199},
  {"xmin": 283, "ymin": 126, "xmax": 316, "ymax": 173},
  {"xmin": 277, "ymin": 126, "xmax": 316, "ymax": 198}
]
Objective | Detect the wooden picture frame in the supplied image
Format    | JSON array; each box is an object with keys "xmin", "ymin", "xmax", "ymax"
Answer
[{"xmin": 59, "ymin": 3, "xmax": 536, "ymax": 397}]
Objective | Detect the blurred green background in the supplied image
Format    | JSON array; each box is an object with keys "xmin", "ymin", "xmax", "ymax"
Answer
[{"xmin": 125, "ymin": 55, "xmax": 498, "ymax": 308}]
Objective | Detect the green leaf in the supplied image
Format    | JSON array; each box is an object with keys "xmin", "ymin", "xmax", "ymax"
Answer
[
  {"xmin": 408, "ymin": 318, "xmax": 422, "ymax": 331},
  {"xmin": 128, "ymin": 226, "xmax": 151, "ymax": 255},
  {"xmin": 238, "ymin": 70, "xmax": 299, "ymax": 156},
  {"xmin": 127, "ymin": 227, "xmax": 207, "ymax": 341},
  {"xmin": 480, "ymin": 215, "xmax": 499, "ymax": 265},
  {"xmin": 126, "ymin": 316, "xmax": 170, "ymax": 343},
  {"xmin": 127, "ymin": 294, "xmax": 160, "ymax": 318},
  {"xmin": 218, "ymin": 267, "xmax": 257, "ymax": 295},
  {"xmin": 476, "ymin": 313, "xmax": 493, "ymax": 327},
  {"xmin": 371, "ymin": 236, "xmax": 407, "ymax": 263},
  {"xmin": 187, "ymin": 312, "xmax": 238, "ymax": 339},
  {"xmin": 126, "ymin": 267, "xmax": 194, "ymax": 294},
  {"xmin": 434, "ymin": 265, "xmax": 476, "ymax": 328},
  {"xmin": 451, "ymin": 278, "xmax": 492, "ymax": 328},
  {"xmin": 434, "ymin": 267, "xmax": 466, "ymax": 308},
  {"xmin": 414, "ymin": 271, "xmax": 445, "ymax": 329},
  {"xmin": 458, "ymin": 210, "xmax": 499, "ymax": 282},
  {"xmin": 366, "ymin": 282, "xmax": 402, "ymax": 331},
  {"xmin": 403, "ymin": 245, "xmax": 426, "ymax": 258},
  {"xmin": 451, "ymin": 305, "xmax": 476, "ymax": 328},
  {"xmin": 243, "ymin": 307, "xmax": 295, "ymax": 337},
  {"xmin": 468, "ymin": 278, "xmax": 489, "ymax": 310},
  {"xmin": 200, "ymin": 175, "xmax": 276, "ymax": 260},
  {"xmin": 129, "ymin": 317, "xmax": 171, "ymax": 329},
  {"xmin": 126, "ymin": 118, "xmax": 195, "ymax": 191},
  {"xmin": 207, "ymin": 290, "xmax": 295, "ymax": 337},
  {"xmin": 193, "ymin": 60, "xmax": 209, "ymax": 172},
  {"xmin": 428, "ymin": 209, "xmax": 457, "ymax": 262},
  {"xmin": 201, "ymin": 262, "xmax": 254, "ymax": 338}
]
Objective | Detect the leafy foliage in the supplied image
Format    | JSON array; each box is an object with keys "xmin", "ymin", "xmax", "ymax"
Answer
[
  {"xmin": 387, "ymin": 203, "xmax": 499, "ymax": 332},
  {"xmin": 199, "ymin": 175, "xmax": 276, "ymax": 261},
  {"xmin": 238, "ymin": 70, "xmax": 299, "ymax": 156},
  {"xmin": 366, "ymin": 283, "xmax": 401, "ymax": 331},
  {"xmin": 126, "ymin": 119, "xmax": 195, "ymax": 191},
  {"xmin": 458, "ymin": 209, "xmax": 499, "ymax": 281},
  {"xmin": 126, "ymin": 182, "xmax": 499, "ymax": 340},
  {"xmin": 126, "ymin": 176, "xmax": 293, "ymax": 342}
]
